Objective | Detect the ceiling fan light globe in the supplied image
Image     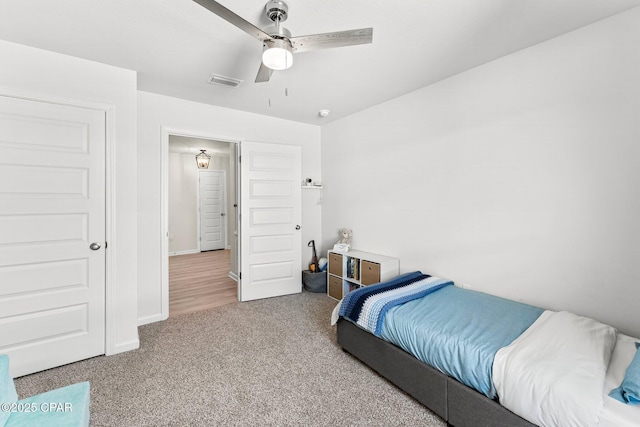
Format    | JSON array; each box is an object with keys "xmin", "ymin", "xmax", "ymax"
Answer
[{"xmin": 262, "ymin": 40, "xmax": 293, "ymax": 70}]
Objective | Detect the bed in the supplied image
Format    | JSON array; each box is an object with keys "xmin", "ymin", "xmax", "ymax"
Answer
[{"xmin": 331, "ymin": 271, "xmax": 640, "ymax": 427}]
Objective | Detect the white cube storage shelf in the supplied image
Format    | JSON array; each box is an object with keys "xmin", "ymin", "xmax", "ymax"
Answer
[{"xmin": 327, "ymin": 249, "xmax": 399, "ymax": 300}]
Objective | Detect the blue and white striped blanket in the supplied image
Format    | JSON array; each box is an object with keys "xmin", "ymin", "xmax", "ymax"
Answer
[{"xmin": 332, "ymin": 271, "xmax": 453, "ymax": 336}]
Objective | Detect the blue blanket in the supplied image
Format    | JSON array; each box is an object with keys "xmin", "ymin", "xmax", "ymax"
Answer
[
  {"xmin": 338, "ymin": 271, "xmax": 453, "ymax": 336},
  {"xmin": 380, "ymin": 285, "xmax": 543, "ymax": 398}
]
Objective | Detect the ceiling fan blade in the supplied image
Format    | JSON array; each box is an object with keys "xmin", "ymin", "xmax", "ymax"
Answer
[
  {"xmin": 255, "ymin": 62, "xmax": 273, "ymax": 83},
  {"xmin": 193, "ymin": 0, "xmax": 272, "ymax": 42},
  {"xmin": 290, "ymin": 28, "xmax": 373, "ymax": 53}
]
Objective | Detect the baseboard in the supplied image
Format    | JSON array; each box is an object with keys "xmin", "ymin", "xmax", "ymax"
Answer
[
  {"xmin": 169, "ymin": 249, "xmax": 199, "ymax": 256},
  {"xmin": 138, "ymin": 313, "xmax": 163, "ymax": 326},
  {"xmin": 107, "ymin": 338, "xmax": 140, "ymax": 355},
  {"xmin": 229, "ymin": 271, "xmax": 239, "ymax": 282}
]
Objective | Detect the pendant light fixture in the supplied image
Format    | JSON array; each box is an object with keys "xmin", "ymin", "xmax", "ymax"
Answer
[{"xmin": 195, "ymin": 149, "xmax": 211, "ymax": 169}]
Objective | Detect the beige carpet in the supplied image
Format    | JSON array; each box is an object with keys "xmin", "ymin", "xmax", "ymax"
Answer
[{"xmin": 14, "ymin": 291, "xmax": 446, "ymax": 426}]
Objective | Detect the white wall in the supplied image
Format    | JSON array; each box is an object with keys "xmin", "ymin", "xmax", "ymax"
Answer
[
  {"xmin": 321, "ymin": 7, "xmax": 640, "ymax": 337},
  {"xmin": 0, "ymin": 40, "xmax": 140, "ymax": 353},
  {"xmin": 137, "ymin": 91, "xmax": 322, "ymax": 323},
  {"xmin": 167, "ymin": 151, "xmax": 199, "ymax": 253}
]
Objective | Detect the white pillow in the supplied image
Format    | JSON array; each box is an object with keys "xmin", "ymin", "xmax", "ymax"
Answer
[{"xmin": 493, "ymin": 310, "xmax": 617, "ymax": 427}]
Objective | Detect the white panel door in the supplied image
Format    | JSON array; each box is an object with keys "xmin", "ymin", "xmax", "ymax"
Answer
[
  {"xmin": 240, "ymin": 142, "xmax": 301, "ymax": 301},
  {"xmin": 0, "ymin": 95, "xmax": 106, "ymax": 377},
  {"xmin": 199, "ymin": 170, "xmax": 226, "ymax": 251}
]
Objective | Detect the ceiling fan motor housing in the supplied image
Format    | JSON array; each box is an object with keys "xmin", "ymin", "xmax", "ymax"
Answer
[
  {"xmin": 265, "ymin": 0, "xmax": 288, "ymax": 23},
  {"xmin": 264, "ymin": 25, "xmax": 291, "ymax": 39}
]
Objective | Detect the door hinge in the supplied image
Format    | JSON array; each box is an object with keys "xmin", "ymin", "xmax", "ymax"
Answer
[
  {"xmin": 239, "ymin": 272, "xmax": 242, "ymax": 279},
  {"xmin": 105, "ymin": 241, "xmax": 108, "ymax": 249}
]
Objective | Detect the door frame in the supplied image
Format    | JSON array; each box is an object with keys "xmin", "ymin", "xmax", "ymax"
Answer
[
  {"xmin": 0, "ymin": 86, "xmax": 118, "ymax": 355},
  {"xmin": 160, "ymin": 127, "xmax": 240, "ymax": 320},
  {"xmin": 197, "ymin": 169, "xmax": 228, "ymax": 252}
]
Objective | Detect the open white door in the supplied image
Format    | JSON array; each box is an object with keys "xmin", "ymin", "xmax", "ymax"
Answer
[
  {"xmin": 199, "ymin": 170, "xmax": 226, "ymax": 251},
  {"xmin": 0, "ymin": 95, "xmax": 106, "ymax": 377},
  {"xmin": 240, "ymin": 142, "xmax": 301, "ymax": 301}
]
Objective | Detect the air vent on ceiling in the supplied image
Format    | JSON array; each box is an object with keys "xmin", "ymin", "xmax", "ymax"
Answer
[{"xmin": 207, "ymin": 73, "xmax": 243, "ymax": 88}]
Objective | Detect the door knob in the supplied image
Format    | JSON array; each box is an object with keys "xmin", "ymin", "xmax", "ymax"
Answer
[
  {"xmin": 220, "ymin": 213, "xmax": 226, "ymax": 216},
  {"xmin": 89, "ymin": 242, "xmax": 101, "ymax": 251},
  {"xmin": 295, "ymin": 225, "xmax": 301, "ymax": 230}
]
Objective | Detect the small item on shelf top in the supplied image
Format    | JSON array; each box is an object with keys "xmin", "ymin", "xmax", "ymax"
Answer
[{"xmin": 333, "ymin": 227, "xmax": 352, "ymax": 253}]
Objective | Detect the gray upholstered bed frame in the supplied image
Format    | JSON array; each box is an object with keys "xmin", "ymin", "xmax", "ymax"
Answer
[{"xmin": 337, "ymin": 318, "xmax": 535, "ymax": 427}]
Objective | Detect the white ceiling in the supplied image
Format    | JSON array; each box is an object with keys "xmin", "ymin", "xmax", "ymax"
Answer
[{"xmin": 1, "ymin": 0, "xmax": 639, "ymax": 125}]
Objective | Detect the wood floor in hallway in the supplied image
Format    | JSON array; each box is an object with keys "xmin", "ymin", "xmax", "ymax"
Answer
[{"xmin": 169, "ymin": 249, "xmax": 238, "ymax": 317}]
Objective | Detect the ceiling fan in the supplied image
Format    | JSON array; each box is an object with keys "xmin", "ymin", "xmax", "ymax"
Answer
[{"xmin": 193, "ymin": 0, "xmax": 373, "ymax": 83}]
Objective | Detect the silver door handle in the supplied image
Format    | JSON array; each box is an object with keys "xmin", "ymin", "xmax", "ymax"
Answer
[{"xmin": 90, "ymin": 242, "xmax": 101, "ymax": 251}]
